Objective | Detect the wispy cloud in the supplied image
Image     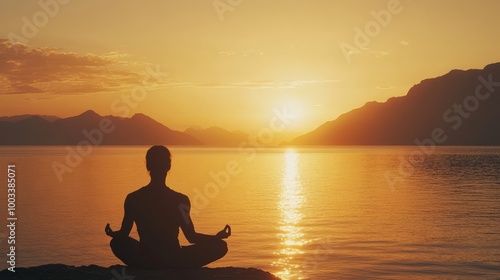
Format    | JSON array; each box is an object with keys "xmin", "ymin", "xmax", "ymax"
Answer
[
  {"xmin": 0, "ymin": 40, "xmax": 150, "ymax": 95},
  {"xmin": 365, "ymin": 50, "xmax": 390, "ymax": 58},
  {"xmin": 185, "ymin": 79, "xmax": 340, "ymax": 89},
  {"xmin": 344, "ymin": 47, "xmax": 390, "ymax": 59},
  {"xmin": 218, "ymin": 51, "xmax": 236, "ymax": 57},
  {"xmin": 376, "ymin": 85, "xmax": 396, "ymax": 90},
  {"xmin": 218, "ymin": 49, "xmax": 264, "ymax": 58}
]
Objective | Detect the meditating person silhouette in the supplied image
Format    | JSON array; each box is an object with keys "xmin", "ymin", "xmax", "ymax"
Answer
[{"xmin": 105, "ymin": 145, "xmax": 231, "ymax": 268}]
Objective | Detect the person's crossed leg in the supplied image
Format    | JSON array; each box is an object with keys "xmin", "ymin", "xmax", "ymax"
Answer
[{"xmin": 110, "ymin": 236, "xmax": 228, "ymax": 269}]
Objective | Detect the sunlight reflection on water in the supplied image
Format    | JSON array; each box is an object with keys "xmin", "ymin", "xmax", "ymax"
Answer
[{"xmin": 273, "ymin": 150, "xmax": 310, "ymax": 279}]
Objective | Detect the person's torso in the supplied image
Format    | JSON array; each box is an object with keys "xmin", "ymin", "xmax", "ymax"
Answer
[{"xmin": 129, "ymin": 186, "xmax": 184, "ymax": 254}]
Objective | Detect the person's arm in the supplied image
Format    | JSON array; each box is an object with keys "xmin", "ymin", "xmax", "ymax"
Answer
[
  {"xmin": 105, "ymin": 195, "xmax": 134, "ymax": 238},
  {"xmin": 179, "ymin": 196, "xmax": 231, "ymax": 244}
]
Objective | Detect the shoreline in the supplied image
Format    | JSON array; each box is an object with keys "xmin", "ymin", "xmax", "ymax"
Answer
[{"xmin": 0, "ymin": 264, "xmax": 281, "ymax": 280}]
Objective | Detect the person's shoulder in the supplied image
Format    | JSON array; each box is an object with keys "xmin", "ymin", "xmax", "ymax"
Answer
[
  {"xmin": 167, "ymin": 187, "xmax": 189, "ymax": 202},
  {"xmin": 126, "ymin": 186, "xmax": 148, "ymax": 200}
]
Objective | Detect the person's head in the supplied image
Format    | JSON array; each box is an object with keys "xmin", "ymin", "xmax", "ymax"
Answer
[{"xmin": 146, "ymin": 145, "xmax": 171, "ymax": 179}]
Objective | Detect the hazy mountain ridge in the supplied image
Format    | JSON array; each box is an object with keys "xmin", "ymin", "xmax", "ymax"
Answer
[
  {"xmin": 0, "ymin": 114, "xmax": 60, "ymax": 122},
  {"xmin": 184, "ymin": 126, "xmax": 249, "ymax": 146},
  {"xmin": 0, "ymin": 110, "xmax": 258, "ymax": 146},
  {"xmin": 290, "ymin": 62, "xmax": 500, "ymax": 146},
  {"xmin": 0, "ymin": 110, "xmax": 201, "ymax": 145}
]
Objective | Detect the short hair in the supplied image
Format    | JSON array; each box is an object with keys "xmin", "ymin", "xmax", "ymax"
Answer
[{"xmin": 146, "ymin": 145, "xmax": 171, "ymax": 175}]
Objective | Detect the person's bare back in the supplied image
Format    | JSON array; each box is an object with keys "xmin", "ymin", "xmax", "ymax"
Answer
[{"xmin": 127, "ymin": 185, "xmax": 186, "ymax": 256}]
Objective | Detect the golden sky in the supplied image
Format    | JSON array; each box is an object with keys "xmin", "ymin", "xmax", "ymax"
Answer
[{"xmin": 1, "ymin": 0, "xmax": 499, "ymax": 134}]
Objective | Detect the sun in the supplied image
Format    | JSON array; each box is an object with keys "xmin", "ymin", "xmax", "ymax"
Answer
[{"xmin": 276, "ymin": 99, "xmax": 308, "ymax": 131}]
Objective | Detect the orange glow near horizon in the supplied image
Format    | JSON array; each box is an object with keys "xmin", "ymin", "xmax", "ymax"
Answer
[{"xmin": 1, "ymin": 1, "xmax": 500, "ymax": 135}]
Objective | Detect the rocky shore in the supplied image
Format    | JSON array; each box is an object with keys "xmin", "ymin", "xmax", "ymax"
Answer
[{"xmin": 0, "ymin": 264, "xmax": 281, "ymax": 280}]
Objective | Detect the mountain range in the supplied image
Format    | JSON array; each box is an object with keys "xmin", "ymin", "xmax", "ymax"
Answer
[
  {"xmin": 290, "ymin": 62, "xmax": 500, "ymax": 146},
  {"xmin": 1, "ymin": 62, "xmax": 499, "ymax": 146},
  {"xmin": 0, "ymin": 111, "xmax": 199, "ymax": 145},
  {"xmin": 0, "ymin": 114, "xmax": 60, "ymax": 122},
  {"xmin": 0, "ymin": 110, "xmax": 251, "ymax": 146},
  {"xmin": 184, "ymin": 126, "xmax": 248, "ymax": 146}
]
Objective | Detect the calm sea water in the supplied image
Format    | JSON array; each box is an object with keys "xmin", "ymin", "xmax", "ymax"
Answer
[{"xmin": 0, "ymin": 146, "xmax": 499, "ymax": 279}]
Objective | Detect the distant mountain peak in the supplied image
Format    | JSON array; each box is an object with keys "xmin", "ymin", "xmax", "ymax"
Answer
[
  {"xmin": 131, "ymin": 113, "xmax": 150, "ymax": 119},
  {"xmin": 185, "ymin": 125, "xmax": 204, "ymax": 132},
  {"xmin": 78, "ymin": 110, "xmax": 101, "ymax": 118},
  {"xmin": 184, "ymin": 126, "xmax": 249, "ymax": 146},
  {"xmin": 131, "ymin": 113, "xmax": 160, "ymax": 125},
  {"xmin": 484, "ymin": 62, "xmax": 500, "ymax": 72}
]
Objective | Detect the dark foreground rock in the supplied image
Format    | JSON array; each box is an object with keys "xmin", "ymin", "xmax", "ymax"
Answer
[{"xmin": 0, "ymin": 264, "xmax": 281, "ymax": 280}]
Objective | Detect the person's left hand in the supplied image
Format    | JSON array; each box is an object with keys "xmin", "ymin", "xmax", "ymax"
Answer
[
  {"xmin": 105, "ymin": 223, "xmax": 118, "ymax": 238},
  {"xmin": 216, "ymin": 225, "xmax": 231, "ymax": 239}
]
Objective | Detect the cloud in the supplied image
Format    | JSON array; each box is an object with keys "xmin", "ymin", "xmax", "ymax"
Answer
[
  {"xmin": 376, "ymin": 85, "xmax": 396, "ymax": 90},
  {"xmin": 400, "ymin": 40, "xmax": 409, "ymax": 45},
  {"xmin": 344, "ymin": 46, "xmax": 390, "ymax": 60},
  {"xmin": 185, "ymin": 79, "xmax": 340, "ymax": 89},
  {"xmin": 365, "ymin": 50, "xmax": 390, "ymax": 58},
  {"xmin": 0, "ymin": 40, "xmax": 148, "ymax": 95},
  {"xmin": 218, "ymin": 49, "xmax": 264, "ymax": 58},
  {"xmin": 219, "ymin": 51, "xmax": 236, "ymax": 57}
]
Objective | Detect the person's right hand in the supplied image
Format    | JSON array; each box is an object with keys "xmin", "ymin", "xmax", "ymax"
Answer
[{"xmin": 216, "ymin": 225, "xmax": 231, "ymax": 239}]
